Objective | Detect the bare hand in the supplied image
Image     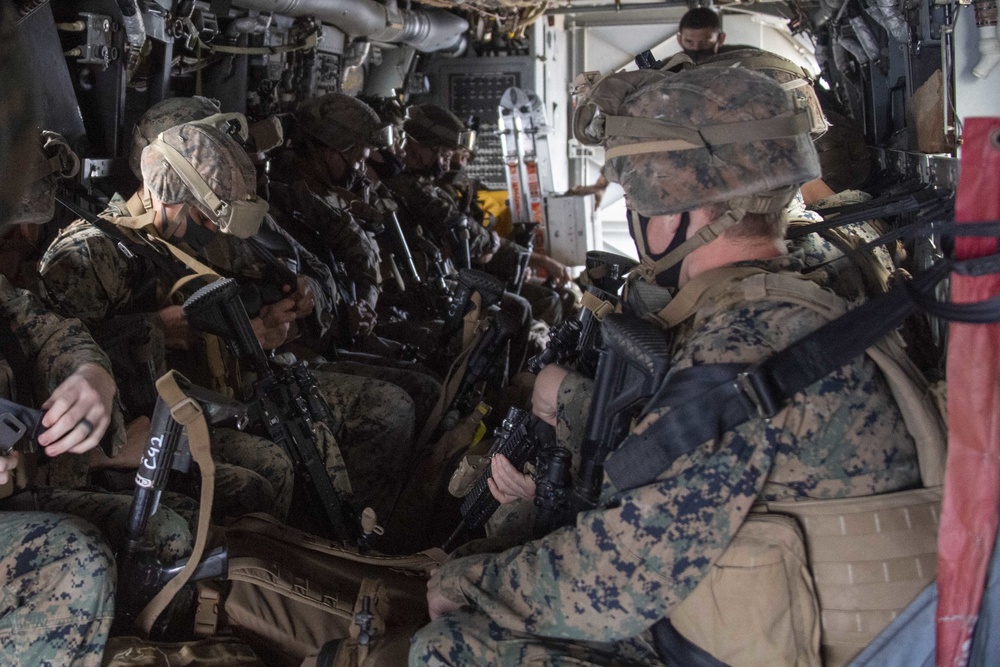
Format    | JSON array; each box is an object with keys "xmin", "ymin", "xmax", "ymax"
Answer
[
  {"xmin": 347, "ymin": 301, "xmax": 377, "ymax": 338},
  {"xmin": 426, "ymin": 567, "xmax": 463, "ymax": 621},
  {"xmin": 159, "ymin": 305, "xmax": 195, "ymax": 350},
  {"xmin": 487, "ymin": 453, "xmax": 536, "ymax": 504},
  {"xmin": 0, "ymin": 450, "xmax": 19, "ymax": 485},
  {"xmin": 544, "ymin": 257, "xmax": 572, "ymax": 287},
  {"xmin": 286, "ymin": 276, "xmax": 316, "ymax": 319},
  {"xmin": 253, "ymin": 298, "xmax": 297, "ymax": 349},
  {"xmin": 38, "ymin": 363, "xmax": 116, "ymax": 457}
]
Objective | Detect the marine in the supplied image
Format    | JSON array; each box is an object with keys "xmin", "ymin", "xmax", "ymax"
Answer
[{"xmin": 411, "ymin": 66, "xmax": 922, "ymax": 666}]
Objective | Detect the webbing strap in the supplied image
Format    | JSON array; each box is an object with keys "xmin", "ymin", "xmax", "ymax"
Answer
[
  {"xmin": 136, "ymin": 371, "xmax": 216, "ymax": 635},
  {"xmin": 581, "ymin": 289, "xmax": 616, "ymax": 320},
  {"xmin": 605, "ymin": 111, "xmax": 812, "ymax": 159},
  {"xmin": 652, "ymin": 619, "xmax": 731, "ymax": 667},
  {"xmin": 605, "ymin": 260, "xmax": 962, "ymax": 491},
  {"xmin": 645, "ymin": 266, "xmax": 768, "ymax": 329}
]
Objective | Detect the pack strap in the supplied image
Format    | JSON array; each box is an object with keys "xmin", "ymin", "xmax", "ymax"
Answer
[
  {"xmin": 136, "ymin": 370, "xmax": 216, "ymax": 635},
  {"xmin": 581, "ymin": 289, "xmax": 616, "ymax": 320},
  {"xmin": 652, "ymin": 618, "xmax": 730, "ymax": 667},
  {"xmin": 605, "ymin": 257, "xmax": 990, "ymax": 491}
]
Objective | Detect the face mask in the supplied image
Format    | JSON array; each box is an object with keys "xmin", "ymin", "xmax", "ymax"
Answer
[
  {"xmin": 683, "ymin": 47, "xmax": 717, "ymax": 62},
  {"xmin": 182, "ymin": 214, "xmax": 216, "ymax": 249},
  {"xmin": 655, "ymin": 212, "xmax": 691, "ymax": 290}
]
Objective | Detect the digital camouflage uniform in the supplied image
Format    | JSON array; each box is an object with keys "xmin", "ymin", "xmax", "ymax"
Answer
[
  {"xmin": 0, "ymin": 6, "xmax": 114, "ymax": 664},
  {"xmin": 411, "ymin": 258, "xmax": 922, "ymax": 666},
  {"xmin": 412, "ymin": 67, "xmax": 921, "ymax": 666},
  {"xmin": 0, "ymin": 512, "xmax": 115, "ymax": 667},
  {"xmin": 0, "ymin": 274, "xmax": 195, "ymax": 561},
  {"xmin": 39, "ymin": 178, "xmax": 411, "ymax": 522},
  {"xmin": 786, "ymin": 189, "xmax": 898, "ymax": 306},
  {"xmin": 38, "ymin": 194, "xmax": 295, "ymax": 523}
]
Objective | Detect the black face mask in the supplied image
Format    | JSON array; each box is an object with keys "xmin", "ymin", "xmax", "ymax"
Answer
[
  {"xmin": 683, "ymin": 47, "xmax": 717, "ymax": 62},
  {"xmin": 182, "ymin": 214, "xmax": 215, "ymax": 249},
  {"xmin": 376, "ymin": 150, "xmax": 406, "ymax": 179},
  {"xmin": 629, "ymin": 210, "xmax": 691, "ymax": 292}
]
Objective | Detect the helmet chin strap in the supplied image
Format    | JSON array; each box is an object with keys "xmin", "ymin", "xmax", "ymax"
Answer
[
  {"xmin": 159, "ymin": 202, "xmax": 189, "ymax": 241},
  {"xmin": 630, "ymin": 186, "xmax": 797, "ymax": 284}
]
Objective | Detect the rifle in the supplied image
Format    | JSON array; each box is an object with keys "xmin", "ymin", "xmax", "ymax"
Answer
[
  {"xmin": 438, "ymin": 306, "xmax": 520, "ymax": 434},
  {"xmin": 526, "ymin": 317, "xmax": 582, "ymax": 374},
  {"xmin": 182, "ymin": 278, "xmax": 359, "ymax": 542},
  {"xmin": 558, "ymin": 314, "xmax": 673, "ymax": 526},
  {"xmin": 239, "ymin": 233, "xmax": 300, "ymax": 317},
  {"xmin": 114, "ymin": 378, "xmax": 239, "ymax": 635},
  {"xmin": 438, "ymin": 268, "xmax": 506, "ymax": 349},
  {"xmin": 442, "ymin": 406, "xmax": 554, "ymax": 552},
  {"xmin": 575, "ymin": 285, "xmax": 620, "ymax": 378},
  {"xmin": 379, "ymin": 208, "xmax": 451, "ymax": 319},
  {"xmin": 445, "ymin": 213, "xmax": 472, "ymax": 271}
]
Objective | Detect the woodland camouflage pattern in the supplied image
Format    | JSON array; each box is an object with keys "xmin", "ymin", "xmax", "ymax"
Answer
[
  {"xmin": 40, "ymin": 194, "xmax": 417, "ymax": 519},
  {"xmin": 384, "ymin": 171, "xmax": 494, "ymax": 260},
  {"xmin": 593, "ymin": 68, "xmax": 820, "ymax": 217},
  {"xmin": 141, "ymin": 122, "xmax": 257, "ymax": 209},
  {"xmin": 296, "ymin": 92, "xmax": 383, "ymax": 151},
  {"xmin": 411, "ymin": 257, "xmax": 921, "ymax": 665},
  {"xmin": 129, "ymin": 95, "xmax": 221, "ymax": 177},
  {"xmin": 267, "ymin": 179, "xmax": 382, "ymax": 310},
  {"xmin": 37, "ymin": 196, "xmax": 296, "ymax": 520},
  {"xmin": 786, "ymin": 189, "xmax": 898, "ymax": 306},
  {"xmin": 0, "ymin": 513, "xmax": 115, "ymax": 667}
]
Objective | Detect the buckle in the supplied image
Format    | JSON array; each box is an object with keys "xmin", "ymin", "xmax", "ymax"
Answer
[
  {"xmin": 735, "ymin": 371, "xmax": 777, "ymax": 420},
  {"xmin": 169, "ymin": 396, "xmax": 204, "ymax": 426},
  {"xmin": 0, "ymin": 413, "xmax": 27, "ymax": 452}
]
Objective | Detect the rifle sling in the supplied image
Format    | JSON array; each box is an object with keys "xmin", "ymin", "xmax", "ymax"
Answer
[
  {"xmin": 135, "ymin": 371, "xmax": 216, "ymax": 636},
  {"xmin": 604, "ymin": 258, "xmax": 996, "ymax": 493}
]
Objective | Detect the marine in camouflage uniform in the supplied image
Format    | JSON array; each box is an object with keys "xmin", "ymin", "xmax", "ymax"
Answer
[
  {"xmin": 39, "ymin": 123, "xmax": 295, "ymax": 521},
  {"xmin": 411, "ymin": 68, "xmax": 922, "ymax": 666},
  {"xmin": 0, "ymin": 9, "xmax": 114, "ymax": 664}
]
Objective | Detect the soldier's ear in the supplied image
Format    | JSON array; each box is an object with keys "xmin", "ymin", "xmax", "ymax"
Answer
[{"xmin": 717, "ymin": 32, "xmax": 726, "ymax": 47}]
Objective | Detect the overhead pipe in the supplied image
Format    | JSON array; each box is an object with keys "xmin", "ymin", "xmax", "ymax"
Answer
[{"xmin": 228, "ymin": 0, "xmax": 468, "ymax": 53}]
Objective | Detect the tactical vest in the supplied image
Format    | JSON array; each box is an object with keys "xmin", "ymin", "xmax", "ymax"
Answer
[{"xmin": 628, "ymin": 268, "xmax": 946, "ymax": 667}]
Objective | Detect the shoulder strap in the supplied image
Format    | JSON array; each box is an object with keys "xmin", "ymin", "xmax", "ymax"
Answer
[
  {"xmin": 136, "ymin": 371, "xmax": 216, "ymax": 635},
  {"xmin": 604, "ymin": 262, "xmax": 955, "ymax": 492}
]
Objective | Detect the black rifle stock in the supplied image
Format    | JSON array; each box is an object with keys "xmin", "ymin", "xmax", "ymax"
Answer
[
  {"xmin": 571, "ymin": 314, "xmax": 672, "ymax": 516},
  {"xmin": 575, "ymin": 285, "xmax": 620, "ymax": 378},
  {"xmin": 114, "ymin": 380, "xmax": 240, "ymax": 635},
  {"xmin": 182, "ymin": 279, "xmax": 358, "ymax": 542},
  {"xmin": 442, "ymin": 406, "xmax": 553, "ymax": 551},
  {"xmin": 438, "ymin": 268, "xmax": 506, "ymax": 349},
  {"xmin": 439, "ymin": 306, "xmax": 520, "ymax": 434}
]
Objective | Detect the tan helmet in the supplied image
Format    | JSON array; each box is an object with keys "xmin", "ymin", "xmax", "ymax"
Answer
[
  {"xmin": 141, "ymin": 122, "xmax": 267, "ymax": 239},
  {"xmin": 12, "ymin": 131, "xmax": 80, "ymax": 225},
  {"xmin": 404, "ymin": 104, "xmax": 476, "ymax": 151},
  {"xmin": 130, "ymin": 96, "xmax": 249, "ymax": 178},
  {"xmin": 295, "ymin": 93, "xmax": 390, "ymax": 152},
  {"xmin": 0, "ymin": 2, "xmax": 39, "ymax": 226}
]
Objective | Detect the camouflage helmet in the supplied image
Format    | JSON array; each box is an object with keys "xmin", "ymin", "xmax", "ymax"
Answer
[
  {"xmin": 130, "ymin": 96, "xmax": 249, "ymax": 178},
  {"xmin": 695, "ymin": 48, "xmax": 828, "ymax": 137},
  {"xmin": 575, "ymin": 67, "xmax": 819, "ymax": 281},
  {"xmin": 0, "ymin": 2, "xmax": 39, "ymax": 226},
  {"xmin": 295, "ymin": 93, "xmax": 389, "ymax": 152},
  {"xmin": 404, "ymin": 104, "xmax": 476, "ymax": 151},
  {"xmin": 577, "ymin": 66, "xmax": 820, "ymax": 218},
  {"xmin": 12, "ymin": 131, "xmax": 80, "ymax": 225},
  {"xmin": 141, "ymin": 122, "xmax": 267, "ymax": 238}
]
